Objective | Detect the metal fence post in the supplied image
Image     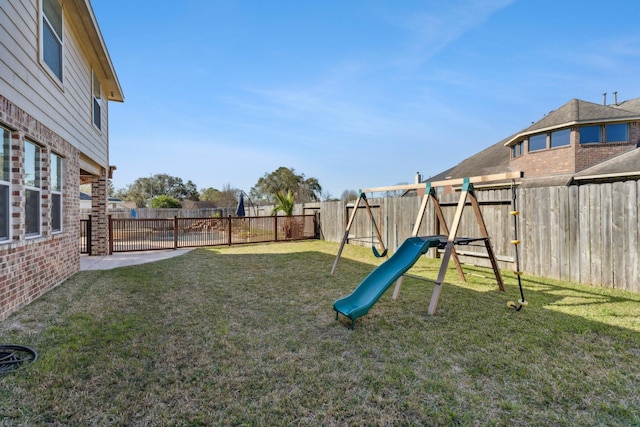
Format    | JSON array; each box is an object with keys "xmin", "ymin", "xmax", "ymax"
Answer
[
  {"xmin": 274, "ymin": 215, "xmax": 278, "ymax": 241},
  {"xmin": 108, "ymin": 215, "xmax": 113, "ymax": 255},
  {"xmin": 174, "ymin": 216, "xmax": 178, "ymax": 249}
]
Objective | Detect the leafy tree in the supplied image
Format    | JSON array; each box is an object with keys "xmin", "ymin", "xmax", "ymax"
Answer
[
  {"xmin": 150, "ymin": 195, "xmax": 181, "ymax": 208},
  {"xmin": 387, "ymin": 183, "xmax": 409, "ymax": 198},
  {"xmin": 219, "ymin": 184, "xmax": 241, "ymax": 208},
  {"xmin": 341, "ymin": 189, "xmax": 359, "ymax": 201},
  {"xmin": 107, "ymin": 180, "xmax": 116, "ymax": 197},
  {"xmin": 250, "ymin": 167, "xmax": 322, "ymax": 203},
  {"xmin": 183, "ymin": 180, "xmax": 200, "ymax": 201},
  {"xmin": 200, "ymin": 187, "xmax": 222, "ymax": 204},
  {"xmin": 80, "ymin": 180, "xmax": 116, "ymax": 198},
  {"xmin": 116, "ymin": 173, "xmax": 200, "ymax": 207}
]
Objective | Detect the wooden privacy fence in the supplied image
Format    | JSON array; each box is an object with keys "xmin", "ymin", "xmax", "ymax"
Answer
[
  {"xmin": 108, "ymin": 214, "xmax": 318, "ymax": 253},
  {"xmin": 316, "ymin": 179, "xmax": 640, "ymax": 292}
]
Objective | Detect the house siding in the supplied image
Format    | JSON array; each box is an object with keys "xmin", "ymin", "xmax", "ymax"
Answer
[
  {"xmin": 0, "ymin": 96, "xmax": 81, "ymax": 321},
  {"xmin": 0, "ymin": 0, "xmax": 118, "ymax": 320},
  {"xmin": 0, "ymin": 0, "xmax": 109, "ymax": 168}
]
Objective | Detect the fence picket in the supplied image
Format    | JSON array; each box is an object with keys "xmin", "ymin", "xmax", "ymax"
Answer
[{"xmin": 86, "ymin": 179, "xmax": 640, "ymax": 291}]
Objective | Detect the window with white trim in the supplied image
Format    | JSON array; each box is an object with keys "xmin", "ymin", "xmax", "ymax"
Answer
[
  {"xmin": 51, "ymin": 153, "xmax": 62, "ymax": 233},
  {"xmin": 0, "ymin": 127, "xmax": 10, "ymax": 241},
  {"xmin": 92, "ymin": 70, "xmax": 102, "ymax": 130},
  {"xmin": 41, "ymin": 0, "xmax": 63, "ymax": 82},
  {"xmin": 25, "ymin": 141, "xmax": 41, "ymax": 237}
]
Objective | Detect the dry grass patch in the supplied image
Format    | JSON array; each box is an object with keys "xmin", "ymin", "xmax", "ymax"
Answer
[{"xmin": 1, "ymin": 240, "xmax": 639, "ymax": 426}]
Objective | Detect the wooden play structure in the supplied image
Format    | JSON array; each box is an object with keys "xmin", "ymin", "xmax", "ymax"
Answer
[{"xmin": 332, "ymin": 172, "xmax": 522, "ymax": 315}]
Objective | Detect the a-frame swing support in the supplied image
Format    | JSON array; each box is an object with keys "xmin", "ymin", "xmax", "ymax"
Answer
[
  {"xmin": 330, "ymin": 192, "xmax": 388, "ymax": 275},
  {"xmin": 391, "ymin": 182, "xmax": 466, "ymax": 300},
  {"xmin": 425, "ymin": 178, "xmax": 505, "ymax": 315},
  {"xmin": 331, "ymin": 171, "xmax": 520, "ymax": 315}
]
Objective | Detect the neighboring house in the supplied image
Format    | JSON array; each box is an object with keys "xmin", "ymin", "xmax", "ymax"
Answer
[
  {"xmin": 80, "ymin": 191, "xmax": 124, "ymax": 210},
  {"xmin": 0, "ymin": 0, "xmax": 123, "ymax": 320},
  {"xmin": 422, "ymin": 96, "xmax": 640, "ymax": 290},
  {"xmin": 429, "ymin": 96, "xmax": 640, "ymax": 185}
]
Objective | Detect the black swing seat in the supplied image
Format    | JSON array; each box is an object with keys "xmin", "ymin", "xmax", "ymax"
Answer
[{"xmin": 417, "ymin": 235, "xmax": 489, "ymax": 249}]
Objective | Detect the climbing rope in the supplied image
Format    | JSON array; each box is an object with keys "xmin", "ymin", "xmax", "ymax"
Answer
[
  {"xmin": 507, "ymin": 180, "xmax": 528, "ymax": 311},
  {"xmin": 0, "ymin": 345, "xmax": 37, "ymax": 374}
]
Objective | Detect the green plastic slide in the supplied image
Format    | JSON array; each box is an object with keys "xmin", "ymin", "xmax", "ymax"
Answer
[{"xmin": 333, "ymin": 236, "xmax": 441, "ymax": 328}]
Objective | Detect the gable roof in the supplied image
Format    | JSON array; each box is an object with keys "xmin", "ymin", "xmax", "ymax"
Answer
[
  {"xmin": 427, "ymin": 136, "xmax": 515, "ymax": 182},
  {"xmin": 426, "ymin": 96, "xmax": 640, "ymax": 188},
  {"xmin": 504, "ymin": 98, "xmax": 640, "ymax": 146},
  {"xmin": 612, "ymin": 98, "xmax": 640, "ymax": 114}
]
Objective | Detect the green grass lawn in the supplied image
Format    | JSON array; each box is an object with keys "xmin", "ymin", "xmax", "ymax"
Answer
[{"xmin": 1, "ymin": 241, "xmax": 639, "ymax": 426}]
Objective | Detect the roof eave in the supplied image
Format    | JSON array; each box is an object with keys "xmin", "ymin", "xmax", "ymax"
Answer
[
  {"xmin": 67, "ymin": 0, "xmax": 124, "ymax": 102},
  {"xmin": 572, "ymin": 171, "xmax": 640, "ymax": 182},
  {"xmin": 504, "ymin": 116, "xmax": 640, "ymax": 147}
]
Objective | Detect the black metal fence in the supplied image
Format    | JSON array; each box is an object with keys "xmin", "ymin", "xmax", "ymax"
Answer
[
  {"xmin": 108, "ymin": 214, "xmax": 318, "ymax": 253},
  {"xmin": 80, "ymin": 218, "xmax": 91, "ymax": 255}
]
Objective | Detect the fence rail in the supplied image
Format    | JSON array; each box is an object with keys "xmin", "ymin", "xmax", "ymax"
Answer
[
  {"xmin": 108, "ymin": 214, "xmax": 318, "ymax": 253},
  {"xmin": 82, "ymin": 177, "xmax": 640, "ymax": 292},
  {"xmin": 316, "ymin": 179, "xmax": 640, "ymax": 292}
]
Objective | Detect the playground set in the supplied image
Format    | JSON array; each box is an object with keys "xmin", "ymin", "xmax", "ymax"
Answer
[{"xmin": 332, "ymin": 172, "xmax": 527, "ymax": 329}]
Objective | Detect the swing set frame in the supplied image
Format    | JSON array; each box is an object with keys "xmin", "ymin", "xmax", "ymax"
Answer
[{"xmin": 331, "ymin": 171, "xmax": 522, "ymax": 315}]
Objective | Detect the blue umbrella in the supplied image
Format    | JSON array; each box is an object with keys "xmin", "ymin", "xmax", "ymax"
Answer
[{"xmin": 235, "ymin": 193, "xmax": 245, "ymax": 217}]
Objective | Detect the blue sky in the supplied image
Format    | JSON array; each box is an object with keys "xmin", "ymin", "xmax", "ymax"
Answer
[{"xmin": 92, "ymin": 0, "xmax": 640, "ymax": 198}]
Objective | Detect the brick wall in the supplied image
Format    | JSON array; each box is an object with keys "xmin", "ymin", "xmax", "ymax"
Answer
[
  {"xmin": 91, "ymin": 169, "xmax": 109, "ymax": 255},
  {"xmin": 511, "ymin": 123, "xmax": 639, "ymax": 177},
  {"xmin": 0, "ymin": 95, "xmax": 81, "ymax": 321},
  {"xmin": 511, "ymin": 145, "xmax": 575, "ymax": 178},
  {"xmin": 575, "ymin": 141, "xmax": 638, "ymax": 172}
]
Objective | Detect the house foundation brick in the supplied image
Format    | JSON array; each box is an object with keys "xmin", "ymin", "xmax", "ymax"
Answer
[{"xmin": 0, "ymin": 96, "xmax": 84, "ymax": 320}]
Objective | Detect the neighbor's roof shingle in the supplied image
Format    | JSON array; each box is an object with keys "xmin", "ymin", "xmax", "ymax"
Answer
[
  {"xmin": 427, "ymin": 136, "xmax": 515, "ymax": 182},
  {"xmin": 505, "ymin": 98, "xmax": 640, "ymax": 146}
]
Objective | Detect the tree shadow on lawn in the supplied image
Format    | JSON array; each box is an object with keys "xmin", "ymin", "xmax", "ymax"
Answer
[{"xmin": 1, "ymin": 244, "xmax": 639, "ymax": 426}]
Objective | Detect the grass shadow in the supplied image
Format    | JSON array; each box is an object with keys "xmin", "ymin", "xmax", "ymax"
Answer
[{"xmin": 0, "ymin": 241, "xmax": 638, "ymax": 426}]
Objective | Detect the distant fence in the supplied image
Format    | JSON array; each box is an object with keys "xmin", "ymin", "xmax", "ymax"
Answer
[
  {"xmin": 82, "ymin": 206, "xmax": 275, "ymax": 219},
  {"xmin": 315, "ymin": 179, "xmax": 640, "ymax": 292},
  {"xmin": 84, "ymin": 178, "xmax": 639, "ymax": 291},
  {"xmin": 80, "ymin": 218, "xmax": 91, "ymax": 255},
  {"xmin": 108, "ymin": 214, "xmax": 318, "ymax": 253}
]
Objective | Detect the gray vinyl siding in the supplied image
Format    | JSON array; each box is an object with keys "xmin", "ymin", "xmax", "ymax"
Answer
[{"xmin": 0, "ymin": 0, "xmax": 108, "ymax": 167}]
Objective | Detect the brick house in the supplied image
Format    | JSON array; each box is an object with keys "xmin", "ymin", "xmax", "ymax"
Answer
[
  {"xmin": 0, "ymin": 0, "xmax": 123, "ymax": 320},
  {"xmin": 429, "ymin": 96, "xmax": 640, "ymax": 185}
]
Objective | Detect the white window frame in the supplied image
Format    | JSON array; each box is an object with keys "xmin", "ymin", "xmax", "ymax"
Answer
[
  {"xmin": 0, "ymin": 126, "xmax": 10, "ymax": 242},
  {"xmin": 40, "ymin": 0, "xmax": 64, "ymax": 83},
  {"xmin": 92, "ymin": 70, "xmax": 102, "ymax": 130},
  {"xmin": 25, "ymin": 141, "xmax": 42, "ymax": 238},
  {"xmin": 51, "ymin": 152, "xmax": 63, "ymax": 233}
]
